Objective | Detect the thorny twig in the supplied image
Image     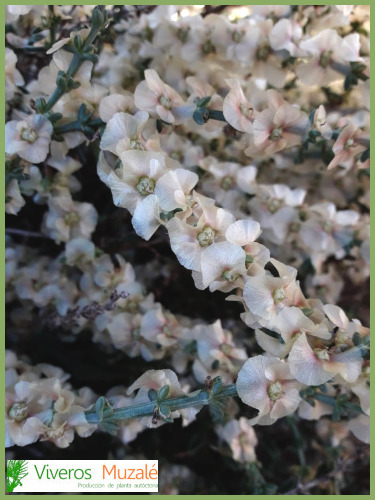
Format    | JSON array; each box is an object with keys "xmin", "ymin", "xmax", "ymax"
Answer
[{"xmin": 41, "ymin": 290, "xmax": 129, "ymax": 329}]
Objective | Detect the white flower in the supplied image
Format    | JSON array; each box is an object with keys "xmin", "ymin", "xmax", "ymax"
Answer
[
  {"xmin": 5, "ymin": 114, "xmax": 53, "ymax": 163},
  {"xmin": 347, "ymin": 414, "xmax": 370, "ymax": 444},
  {"xmin": 297, "ymin": 30, "xmax": 362, "ymax": 86},
  {"xmin": 42, "ymin": 193, "xmax": 98, "ymax": 243},
  {"xmin": 100, "ymin": 111, "xmax": 151, "ymax": 155},
  {"xmin": 288, "ymin": 332, "xmax": 362, "ymax": 385},
  {"xmin": 5, "ymin": 179, "xmax": 26, "ymax": 215},
  {"xmin": 167, "ymin": 204, "xmax": 235, "ymax": 271},
  {"xmin": 269, "ymin": 18, "xmax": 303, "ymax": 57},
  {"xmin": 99, "ymin": 93, "xmax": 135, "ymax": 122},
  {"xmin": 65, "ymin": 238, "xmax": 96, "ymax": 267},
  {"xmin": 236, "ymin": 356, "xmax": 301, "ymax": 425},
  {"xmin": 218, "ymin": 417, "xmax": 258, "ymax": 463},
  {"xmin": 193, "ymin": 241, "xmax": 247, "ymax": 292},
  {"xmin": 154, "ymin": 168, "xmax": 199, "ymax": 212},
  {"xmin": 223, "ymin": 79, "xmax": 256, "ymax": 133},
  {"xmin": 134, "ymin": 69, "xmax": 195, "ymax": 124},
  {"xmin": 242, "ymin": 273, "xmax": 299, "ymax": 325},
  {"xmin": 195, "ymin": 320, "xmax": 247, "ymax": 371},
  {"xmin": 5, "ymin": 48, "xmax": 25, "ymax": 101}
]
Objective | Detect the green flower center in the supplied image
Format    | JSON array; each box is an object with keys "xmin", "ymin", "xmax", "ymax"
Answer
[
  {"xmin": 221, "ymin": 343, "xmax": 232, "ymax": 355},
  {"xmin": 136, "ymin": 176, "xmax": 155, "ymax": 196},
  {"xmin": 240, "ymin": 103, "xmax": 252, "ymax": 118},
  {"xmin": 158, "ymin": 95, "xmax": 172, "ymax": 109},
  {"xmin": 222, "ymin": 269, "xmax": 240, "ymax": 283},
  {"xmin": 202, "ymin": 39, "xmax": 215, "ymax": 55},
  {"xmin": 319, "ymin": 50, "xmax": 333, "ymax": 68},
  {"xmin": 130, "ymin": 138, "xmax": 145, "ymax": 150},
  {"xmin": 314, "ymin": 347, "xmax": 330, "ymax": 361},
  {"xmin": 185, "ymin": 195, "xmax": 197, "ymax": 208},
  {"xmin": 20, "ymin": 127, "xmax": 38, "ymax": 143},
  {"xmin": 268, "ymin": 199, "xmax": 281, "ymax": 214},
  {"xmin": 270, "ymin": 127, "xmax": 283, "ymax": 141},
  {"xmin": 221, "ymin": 176, "xmax": 234, "ymax": 191},
  {"xmin": 197, "ymin": 226, "xmax": 216, "ymax": 247},
  {"xmin": 362, "ymin": 364, "xmax": 370, "ymax": 379},
  {"xmin": 257, "ymin": 45, "xmax": 271, "ymax": 61},
  {"xmin": 8, "ymin": 402, "xmax": 28, "ymax": 421},
  {"xmin": 231, "ymin": 30, "xmax": 245, "ymax": 43},
  {"xmin": 267, "ymin": 380, "xmax": 283, "ymax": 401},
  {"xmin": 177, "ymin": 28, "xmax": 189, "ymax": 43},
  {"xmin": 273, "ymin": 287, "xmax": 286, "ymax": 304},
  {"xmin": 245, "ymin": 254, "xmax": 254, "ymax": 267},
  {"xmin": 64, "ymin": 212, "xmax": 80, "ymax": 226}
]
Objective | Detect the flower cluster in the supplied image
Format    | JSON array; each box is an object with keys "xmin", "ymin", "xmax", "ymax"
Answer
[{"xmin": 5, "ymin": 4, "xmax": 370, "ymax": 490}]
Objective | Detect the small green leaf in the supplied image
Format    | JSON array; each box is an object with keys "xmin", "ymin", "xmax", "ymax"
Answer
[
  {"xmin": 95, "ymin": 397, "xmax": 105, "ymax": 420},
  {"xmin": 157, "ymin": 384, "xmax": 170, "ymax": 401},
  {"xmin": 158, "ymin": 402, "xmax": 171, "ymax": 419},
  {"xmin": 148, "ymin": 388, "xmax": 157, "ymax": 401},
  {"xmin": 211, "ymin": 376, "xmax": 223, "ymax": 395},
  {"xmin": 193, "ymin": 107, "xmax": 207, "ymax": 125},
  {"xmin": 196, "ymin": 96, "xmax": 211, "ymax": 108},
  {"xmin": 100, "ymin": 420, "xmax": 119, "ymax": 435}
]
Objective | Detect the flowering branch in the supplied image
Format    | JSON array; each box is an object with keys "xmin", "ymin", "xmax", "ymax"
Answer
[
  {"xmin": 85, "ymin": 378, "xmax": 237, "ymax": 433},
  {"xmin": 34, "ymin": 6, "xmax": 108, "ymax": 115},
  {"xmin": 53, "ymin": 103, "xmax": 105, "ymax": 137}
]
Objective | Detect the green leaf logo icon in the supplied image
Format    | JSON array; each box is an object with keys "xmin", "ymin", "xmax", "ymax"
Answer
[{"xmin": 7, "ymin": 460, "xmax": 29, "ymax": 492}]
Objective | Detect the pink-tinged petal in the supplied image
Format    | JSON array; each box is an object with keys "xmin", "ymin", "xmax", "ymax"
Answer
[
  {"xmin": 236, "ymin": 356, "xmax": 271, "ymax": 412},
  {"xmin": 255, "ymin": 329, "xmax": 292, "ymax": 358},
  {"xmin": 323, "ymin": 304, "xmax": 348, "ymax": 330},
  {"xmin": 155, "ymin": 168, "xmax": 198, "ymax": 211},
  {"xmin": 236, "ymin": 166, "xmax": 258, "ymax": 194},
  {"xmin": 276, "ymin": 306, "xmax": 315, "ymax": 342},
  {"xmin": 225, "ymin": 220, "xmax": 261, "ymax": 246},
  {"xmin": 134, "ymin": 80, "xmax": 159, "ymax": 112},
  {"xmin": 200, "ymin": 241, "xmax": 246, "ymax": 288},
  {"xmin": 266, "ymin": 89, "xmax": 285, "ymax": 110},
  {"xmin": 270, "ymin": 388, "xmax": 300, "ymax": 420},
  {"xmin": 273, "ymin": 103, "xmax": 300, "ymax": 127},
  {"xmin": 100, "ymin": 112, "xmax": 140, "ymax": 153},
  {"xmin": 127, "ymin": 369, "xmax": 181, "ymax": 395},
  {"xmin": 325, "ymin": 348, "xmax": 362, "ymax": 383},
  {"xmin": 167, "ymin": 218, "xmax": 202, "ymax": 271},
  {"xmin": 298, "ymin": 399, "xmax": 332, "ymax": 420},
  {"xmin": 132, "ymin": 195, "xmax": 160, "ymax": 240},
  {"xmin": 155, "ymin": 105, "xmax": 174, "ymax": 124},
  {"xmin": 265, "ymin": 361, "xmax": 293, "ymax": 382},
  {"xmin": 351, "ymin": 380, "xmax": 370, "ymax": 416},
  {"xmin": 289, "ymin": 333, "xmax": 334, "ymax": 385},
  {"xmin": 243, "ymin": 275, "xmax": 275, "ymax": 318},
  {"xmin": 99, "ymin": 94, "xmax": 135, "ymax": 122},
  {"xmin": 347, "ymin": 414, "xmax": 370, "ymax": 444},
  {"xmin": 144, "ymin": 69, "xmax": 165, "ymax": 94}
]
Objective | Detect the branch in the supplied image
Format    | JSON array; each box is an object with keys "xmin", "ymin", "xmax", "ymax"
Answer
[{"xmin": 85, "ymin": 379, "xmax": 238, "ymax": 433}]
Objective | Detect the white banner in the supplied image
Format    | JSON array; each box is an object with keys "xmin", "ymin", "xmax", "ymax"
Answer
[{"xmin": 6, "ymin": 460, "xmax": 158, "ymax": 493}]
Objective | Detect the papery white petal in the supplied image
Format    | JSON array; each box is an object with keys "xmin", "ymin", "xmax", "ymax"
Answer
[
  {"xmin": 289, "ymin": 333, "xmax": 334, "ymax": 385},
  {"xmin": 132, "ymin": 195, "xmax": 161, "ymax": 241},
  {"xmin": 225, "ymin": 220, "xmax": 261, "ymax": 246}
]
